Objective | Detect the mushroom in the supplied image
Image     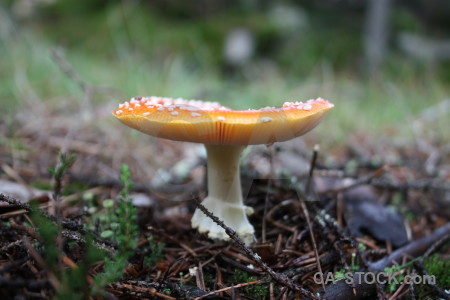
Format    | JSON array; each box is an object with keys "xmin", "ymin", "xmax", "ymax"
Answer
[{"xmin": 113, "ymin": 96, "xmax": 334, "ymax": 244}]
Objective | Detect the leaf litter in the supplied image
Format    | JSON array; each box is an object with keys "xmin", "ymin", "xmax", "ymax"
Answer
[{"xmin": 0, "ymin": 97, "xmax": 449, "ymax": 299}]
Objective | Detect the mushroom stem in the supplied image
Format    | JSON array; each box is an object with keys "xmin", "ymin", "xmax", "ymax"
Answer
[
  {"xmin": 205, "ymin": 144, "xmax": 244, "ymax": 204},
  {"xmin": 191, "ymin": 144, "xmax": 255, "ymax": 245}
]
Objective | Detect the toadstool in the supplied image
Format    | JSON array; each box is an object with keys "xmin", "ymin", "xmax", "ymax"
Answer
[{"xmin": 113, "ymin": 96, "xmax": 334, "ymax": 244}]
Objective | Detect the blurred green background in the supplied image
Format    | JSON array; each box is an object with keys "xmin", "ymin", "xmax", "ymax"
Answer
[{"xmin": 1, "ymin": 0, "xmax": 450, "ymax": 146}]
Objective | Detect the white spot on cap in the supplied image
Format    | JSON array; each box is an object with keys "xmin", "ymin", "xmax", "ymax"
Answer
[
  {"xmin": 191, "ymin": 112, "xmax": 201, "ymax": 117},
  {"xmin": 116, "ymin": 110, "xmax": 123, "ymax": 115},
  {"xmin": 261, "ymin": 117, "xmax": 273, "ymax": 123},
  {"xmin": 134, "ymin": 103, "xmax": 141, "ymax": 108},
  {"xmin": 168, "ymin": 107, "xmax": 174, "ymax": 111},
  {"xmin": 157, "ymin": 107, "xmax": 164, "ymax": 111},
  {"xmin": 143, "ymin": 112, "xmax": 150, "ymax": 116},
  {"xmin": 171, "ymin": 111, "xmax": 179, "ymax": 116},
  {"xmin": 217, "ymin": 116, "xmax": 225, "ymax": 121},
  {"xmin": 128, "ymin": 108, "xmax": 134, "ymax": 111},
  {"xmin": 303, "ymin": 104, "xmax": 312, "ymax": 111}
]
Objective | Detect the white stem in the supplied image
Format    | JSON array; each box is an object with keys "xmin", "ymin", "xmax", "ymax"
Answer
[
  {"xmin": 191, "ymin": 144, "xmax": 255, "ymax": 245},
  {"xmin": 206, "ymin": 144, "xmax": 244, "ymax": 204}
]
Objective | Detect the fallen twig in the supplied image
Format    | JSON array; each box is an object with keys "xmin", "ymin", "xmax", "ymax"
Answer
[
  {"xmin": 322, "ymin": 279, "xmax": 377, "ymax": 300},
  {"xmin": 194, "ymin": 280, "xmax": 260, "ymax": 300},
  {"xmin": 118, "ymin": 282, "xmax": 177, "ymax": 300},
  {"xmin": 368, "ymin": 222, "xmax": 450, "ymax": 272},
  {"xmin": 302, "ymin": 145, "xmax": 325, "ymax": 289},
  {"xmin": 0, "ymin": 193, "xmax": 117, "ymax": 253},
  {"xmin": 322, "ymin": 166, "xmax": 387, "ymax": 195}
]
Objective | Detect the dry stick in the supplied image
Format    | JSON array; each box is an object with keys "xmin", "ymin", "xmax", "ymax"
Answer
[
  {"xmin": 0, "ymin": 256, "xmax": 30, "ymax": 274},
  {"xmin": 266, "ymin": 199, "xmax": 297, "ymax": 233},
  {"xmin": 305, "ymin": 144, "xmax": 319, "ymax": 195},
  {"xmin": 388, "ymin": 281, "xmax": 408, "ymax": 300},
  {"xmin": 194, "ymin": 280, "xmax": 260, "ymax": 300},
  {"xmin": 302, "ymin": 145, "xmax": 325, "ymax": 290},
  {"xmin": 0, "ymin": 193, "xmax": 117, "ymax": 252},
  {"xmin": 50, "ymin": 49, "xmax": 89, "ymax": 92},
  {"xmin": 194, "ymin": 199, "xmax": 319, "ymax": 299},
  {"xmin": 408, "ymin": 270, "xmax": 417, "ymax": 300},
  {"xmin": 119, "ymin": 283, "xmax": 177, "ymax": 300},
  {"xmin": 9, "ymin": 220, "xmax": 39, "ymax": 240},
  {"xmin": 421, "ymin": 230, "xmax": 450, "ymax": 260},
  {"xmin": 323, "ymin": 165, "xmax": 387, "ymax": 195},
  {"xmin": 299, "ymin": 201, "xmax": 324, "ymax": 289},
  {"xmin": 270, "ymin": 282, "xmax": 275, "ymax": 300},
  {"xmin": 0, "ymin": 193, "xmax": 36, "ymax": 213},
  {"xmin": 196, "ymin": 263, "xmax": 206, "ymax": 291},
  {"xmin": 22, "ymin": 236, "xmax": 61, "ymax": 291},
  {"xmin": 0, "ymin": 193, "xmax": 78, "ymax": 232},
  {"xmin": 50, "ymin": 48, "xmax": 114, "ymax": 123},
  {"xmin": 368, "ymin": 222, "xmax": 450, "ymax": 272},
  {"xmin": 262, "ymin": 145, "xmax": 275, "ymax": 243},
  {"xmin": 372, "ymin": 177, "xmax": 450, "ymax": 193},
  {"xmin": 0, "ymin": 277, "xmax": 50, "ymax": 289},
  {"xmin": 315, "ymin": 169, "xmax": 450, "ymax": 194},
  {"xmin": 50, "ymin": 49, "xmax": 93, "ymax": 155}
]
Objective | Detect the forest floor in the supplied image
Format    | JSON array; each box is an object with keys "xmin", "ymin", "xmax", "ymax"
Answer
[{"xmin": 0, "ymin": 96, "xmax": 449, "ymax": 299}]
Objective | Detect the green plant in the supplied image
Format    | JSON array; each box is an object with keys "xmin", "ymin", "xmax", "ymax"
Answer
[
  {"xmin": 334, "ymin": 269, "xmax": 347, "ymax": 282},
  {"xmin": 383, "ymin": 258, "xmax": 420, "ymax": 293},
  {"xmin": 384, "ymin": 265, "xmax": 407, "ymax": 293},
  {"xmin": 333, "ymin": 252, "xmax": 363, "ymax": 283},
  {"xmin": 115, "ymin": 164, "xmax": 138, "ymax": 251},
  {"xmin": 30, "ymin": 205, "xmax": 104, "ymax": 300},
  {"xmin": 91, "ymin": 164, "xmax": 139, "ymax": 295},
  {"xmin": 57, "ymin": 235, "xmax": 104, "ymax": 300},
  {"xmin": 29, "ymin": 158, "xmax": 141, "ymax": 297},
  {"xmin": 357, "ymin": 242, "xmax": 367, "ymax": 252},
  {"xmin": 231, "ymin": 269, "xmax": 268, "ymax": 298},
  {"xmin": 144, "ymin": 236, "xmax": 165, "ymax": 268},
  {"xmin": 93, "ymin": 165, "xmax": 138, "ymax": 250},
  {"xmin": 48, "ymin": 153, "xmax": 77, "ymax": 197},
  {"xmin": 349, "ymin": 253, "xmax": 361, "ymax": 272}
]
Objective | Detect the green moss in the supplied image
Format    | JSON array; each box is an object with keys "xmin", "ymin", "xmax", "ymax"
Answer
[
  {"xmin": 424, "ymin": 253, "xmax": 450, "ymax": 288},
  {"xmin": 231, "ymin": 269, "xmax": 268, "ymax": 298}
]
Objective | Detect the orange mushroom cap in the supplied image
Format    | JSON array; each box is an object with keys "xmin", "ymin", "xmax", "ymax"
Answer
[{"xmin": 112, "ymin": 96, "xmax": 334, "ymax": 145}]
